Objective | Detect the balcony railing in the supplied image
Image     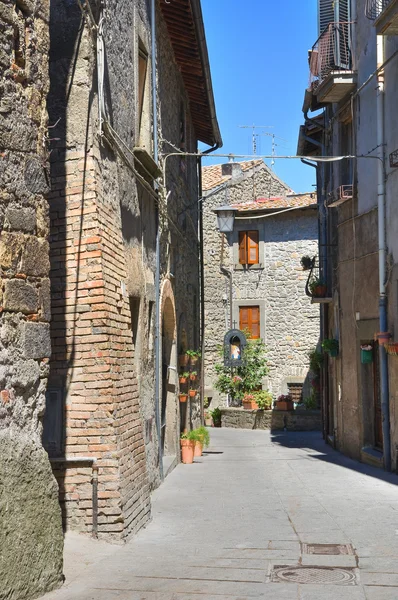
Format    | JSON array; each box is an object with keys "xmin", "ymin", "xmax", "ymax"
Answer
[
  {"xmin": 365, "ymin": 0, "xmax": 392, "ymax": 20},
  {"xmin": 309, "ymin": 22, "xmax": 354, "ymax": 94}
]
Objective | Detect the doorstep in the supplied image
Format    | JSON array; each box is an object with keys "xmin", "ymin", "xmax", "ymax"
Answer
[{"xmin": 361, "ymin": 446, "xmax": 384, "ymax": 469}]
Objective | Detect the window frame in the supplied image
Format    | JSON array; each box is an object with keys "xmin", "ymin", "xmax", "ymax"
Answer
[
  {"xmin": 239, "ymin": 305, "xmax": 260, "ymax": 339},
  {"xmin": 138, "ymin": 47, "xmax": 148, "ymax": 132}
]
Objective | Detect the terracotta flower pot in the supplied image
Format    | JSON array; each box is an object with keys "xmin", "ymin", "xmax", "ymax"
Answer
[
  {"xmin": 242, "ymin": 400, "xmax": 259, "ymax": 410},
  {"xmin": 179, "ymin": 377, "xmax": 187, "ymax": 385},
  {"xmin": 194, "ymin": 442, "xmax": 203, "ymax": 457},
  {"xmin": 312, "ymin": 285, "xmax": 327, "ymax": 298},
  {"xmin": 189, "ymin": 389, "xmax": 196, "ymax": 398},
  {"xmin": 275, "ymin": 400, "xmax": 294, "ymax": 411},
  {"xmin": 179, "ymin": 394, "xmax": 188, "ymax": 403},
  {"xmin": 377, "ymin": 332, "xmax": 391, "ymax": 345},
  {"xmin": 190, "ymin": 356, "xmax": 199, "ymax": 366},
  {"xmin": 204, "ymin": 417, "xmax": 212, "ymax": 427},
  {"xmin": 180, "ymin": 439, "xmax": 195, "ymax": 464},
  {"xmin": 179, "ymin": 354, "xmax": 189, "ymax": 367},
  {"xmin": 189, "ymin": 374, "xmax": 197, "ymax": 381}
]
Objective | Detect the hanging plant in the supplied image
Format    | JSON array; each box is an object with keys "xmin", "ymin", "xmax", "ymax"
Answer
[
  {"xmin": 322, "ymin": 338, "xmax": 339, "ymax": 357},
  {"xmin": 301, "ymin": 255, "xmax": 314, "ymax": 271}
]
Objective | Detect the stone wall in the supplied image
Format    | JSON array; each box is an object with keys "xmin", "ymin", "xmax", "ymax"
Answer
[
  {"xmin": 203, "ymin": 164, "xmax": 319, "ymax": 406},
  {"xmin": 0, "ymin": 0, "xmax": 63, "ymax": 597},
  {"xmin": 220, "ymin": 408, "xmax": 321, "ymax": 431}
]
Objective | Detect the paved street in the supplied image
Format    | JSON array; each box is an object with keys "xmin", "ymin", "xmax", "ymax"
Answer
[{"xmin": 42, "ymin": 429, "xmax": 398, "ymax": 600}]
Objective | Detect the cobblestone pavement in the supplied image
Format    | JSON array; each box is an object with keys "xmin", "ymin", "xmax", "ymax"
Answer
[{"xmin": 42, "ymin": 429, "xmax": 398, "ymax": 600}]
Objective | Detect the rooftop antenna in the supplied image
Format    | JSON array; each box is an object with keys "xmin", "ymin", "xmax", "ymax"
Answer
[{"xmin": 239, "ymin": 124, "xmax": 274, "ymax": 155}]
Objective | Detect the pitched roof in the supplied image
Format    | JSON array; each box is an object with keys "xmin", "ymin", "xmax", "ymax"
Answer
[
  {"xmin": 160, "ymin": 0, "xmax": 222, "ymax": 147},
  {"xmin": 202, "ymin": 160, "xmax": 263, "ymax": 191},
  {"xmin": 233, "ymin": 193, "xmax": 317, "ymax": 212}
]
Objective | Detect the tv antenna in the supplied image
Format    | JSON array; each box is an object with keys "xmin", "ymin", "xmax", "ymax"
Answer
[{"xmin": 239, "ymin": 124, "xmax": 273, "ymax": 155}]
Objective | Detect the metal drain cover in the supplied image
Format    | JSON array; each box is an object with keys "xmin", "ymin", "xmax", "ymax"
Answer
[
  {"xmin": 270, "ymin": 565, "xmax": 357, "ymax": 585},
  {"xmin": 302, "ymin": 543, "xmax": 355, "ymax": 555}
]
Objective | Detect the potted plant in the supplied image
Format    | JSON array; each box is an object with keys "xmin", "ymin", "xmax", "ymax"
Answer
[
  {"xmin": 188, "ymin": 389, "xmax": 197, "ymax": 398},
  {"xmin": 186, "ymin": 349, "xmax": 201, "ymax": 366},
  {"xmin": 242, "ymin": 393, "xmax": 259, "ymax": 410},
  {"xmin": 360, "ymin": 344, "xmax": 373, "ymax": 364},
  {"xmin": 180, "ymin": 431, "xmax": 197, "ymax": 464},
  {"xmin": 204, "ymin": 410, "xmax": 212, "ymax": 426},
  {"xmin": 322, "ymin": 338, "xmax": 339, "ymax": 358},
  {"xmin": 194, "ymin": 426, "xmax": 210, "ymax": 457},
  {"xmin": 275, "ymin": 394, "xmax": 294, "ymax": 411},
  {"xmin": 178, "ymin": 353, "xmax": 189, "ymax": 367},
  {"xmin": 309, "ymin": 277, "xmax": 327, "ymax": 298},
  {"xmin": 300, "ymin": 255, "xmax": 314, "ymax": 271},
  {"xmin": 179, "ymin": 393, "xmax": 188, "ymax": 403},
  {"xmin": 179, "ymin": 372, "xmax": 189, "ymax": 385},
  {"xmin": 189, "ymin": 371, "xmax": 197, "ymax": 381},
  {"xmin": 254, "ymin": 390, "xmax": 273, "ymax": 410},
  {"xmin": 210, "ymin": 406, "xmax": 221, "ymax": 427}
]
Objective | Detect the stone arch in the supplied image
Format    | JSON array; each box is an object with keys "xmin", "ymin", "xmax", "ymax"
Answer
[{"xmin": 159, "ymin": 280, "xmax": 178, "ymax": 462}]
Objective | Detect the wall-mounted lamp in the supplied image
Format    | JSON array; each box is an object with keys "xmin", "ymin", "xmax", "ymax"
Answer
[{"xmin": 213, "ymin": 205, "xmax": 237, "ymax": 233}]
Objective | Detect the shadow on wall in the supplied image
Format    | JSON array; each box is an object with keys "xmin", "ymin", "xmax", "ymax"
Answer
[{"xmin": 43, "ymin": 0, "xmax": 98, "ymax": 531}]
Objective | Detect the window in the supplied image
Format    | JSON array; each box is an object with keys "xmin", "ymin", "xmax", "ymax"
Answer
[
  {"xmin": 239, "ymin": 231, "xmax": 259, "ymax": 265},
  {"xmin": 239, "ymin": 306, "xmax": 260, "ymax": 339},
  {"xmin": 138, "ymin": 47, "xmax": 148, "ymax": 131}
]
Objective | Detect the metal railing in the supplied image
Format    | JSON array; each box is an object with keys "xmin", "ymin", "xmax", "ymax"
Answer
[
  {"xmin": 365, "ymin": 0, "xmax": 392, "ymax": 20},
  {"xmin": 309, "ymin": 22, "xmax": 354, "ymax": 92}
]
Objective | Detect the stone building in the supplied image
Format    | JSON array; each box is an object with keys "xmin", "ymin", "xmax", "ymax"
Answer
[
  {"xmin": 0, "ymin": 0, "xmax": 63, "ymax": 598},
  {"xmin": 202, "ymin": 161, "xmax": 319, "ymax": 405},
  {"xmin": 298, "ymin": 0, "xmax": 398, "ymax": 470},
  {"xmin": 45, "ymin": 0, "xmax": 221, "ymax": 542}
]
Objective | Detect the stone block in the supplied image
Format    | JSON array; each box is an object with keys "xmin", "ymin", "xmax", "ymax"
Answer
[
  {"xmin": 0, "ymin": 431, "xmax": 63, "ymax": 600},
  {"xmin": 39, "ymin": 278, "xmax": 51, "ymax": 321},
  {"xmin": 3, "ymin": 279, "xmax": 39, "ymax": 314},
  {"xmin": 5, "ymin": 206, "xmax": 36, "ymax": 233},
  {"xmin": 23, "ymin": 322, "xmax": 51, "ymax": 359},
  {"xmin": 0, "ymin": 232, "xmax": 23, "ymax": 270},
  {"xmin": 20, "ymin": 236, "xmax": 50, "ymax": 277},
  {"xmin": 12, "ymin": 359, "xmax": 41, "ymax": 389},
  {"xmin": 24, "ymin": 158, "xmax": 50, "ymax": 195}
]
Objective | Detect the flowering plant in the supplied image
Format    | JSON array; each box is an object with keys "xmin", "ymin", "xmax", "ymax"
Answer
[
  {"xmin": 277, "ymin": 394, "xmax": 292, "ymax": 402},
  {"xmin": 243, "ymin": 393, "xmax": 255, "ymax": 402},
  {"xmin": 233, "ymin": 375, "xmax": 243, "ymax": 383}
]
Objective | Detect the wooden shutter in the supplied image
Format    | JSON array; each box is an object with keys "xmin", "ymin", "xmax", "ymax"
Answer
[
  {"xmin": 239, "ymin": 306, "xmax": 260, "ymax": 339},
  {"xmin": 238, "ymin": 231, "xmax": 247, "ymax": 264},
  {"xmin": 247, "ymin": 231, "xmax": 259, "ymax": 264}
]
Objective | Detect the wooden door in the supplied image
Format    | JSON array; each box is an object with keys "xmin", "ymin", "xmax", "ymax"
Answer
[{"xmin": 239, "ymin": 306, "xmax": 260, "ymax": 339}]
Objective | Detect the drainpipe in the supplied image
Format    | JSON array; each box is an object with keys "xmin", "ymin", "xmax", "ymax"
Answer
[
  {"xmin": 376, "ymin": 34, "xmax": 391, "ymax": 471},
  {"xmin": 151, "ymin": 0, "xmax": 163, "ymax": 480}
]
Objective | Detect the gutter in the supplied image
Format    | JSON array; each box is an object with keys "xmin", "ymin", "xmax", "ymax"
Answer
[{"xmin": 190, "ymin": 0, "xmax": 223, "ymax": 148}]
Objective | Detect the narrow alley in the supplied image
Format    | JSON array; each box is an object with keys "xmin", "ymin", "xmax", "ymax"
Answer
[{"xmin": 42, "ymin": 429, "xmax": 398, "ymax": 600}]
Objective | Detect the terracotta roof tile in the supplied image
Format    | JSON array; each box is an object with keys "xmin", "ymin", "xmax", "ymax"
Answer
[
  {"xmin": 202, "ymin": 160, "xmax": 263, "ymax": 191},
  {"xmin": 233, "ymin": 193, "xmax": 317, "ymax": 212}
]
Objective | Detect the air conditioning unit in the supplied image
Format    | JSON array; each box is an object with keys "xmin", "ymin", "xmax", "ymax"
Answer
[{"xmin": 326, "ymin": 184, "xmax": 353, "ymax": 207}]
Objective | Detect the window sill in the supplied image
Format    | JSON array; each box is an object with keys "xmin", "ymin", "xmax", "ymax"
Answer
[{"xmin": 234, "ymin": 263, "xmax": 264, "ymax": 271}]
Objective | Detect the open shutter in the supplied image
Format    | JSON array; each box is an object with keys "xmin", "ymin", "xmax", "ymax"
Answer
[
  {"xmin": 247, "ymin": 231, "xmax": 259, "ymax": 264},
  {"xmin": 239, "ymin": 307, "xmax": 249, "ymax": 332},
  {"xmin": 250, "ymin": 306, "xmax": 260, "ymax": 339},
  {"xmin": 239, "ymin": 231, "xmax": 247, "ymax": 264}
]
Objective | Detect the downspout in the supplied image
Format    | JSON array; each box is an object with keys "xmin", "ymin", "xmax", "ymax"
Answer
[
  {"xmin": 151, "ymin": 0, "xmax": 163, "ymax": 480},
  {"xmin": 376, "ymin": 34, "xmax": 391, "ymax": 471},
  {"xmin": 199, "ymin": 143, "xmax": 220, "ymax": 424}
]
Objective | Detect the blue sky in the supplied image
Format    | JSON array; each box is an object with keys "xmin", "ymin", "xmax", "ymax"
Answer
[{"xmin": 200, "ymin": 0, "xmax": 318, "ymax": 193}]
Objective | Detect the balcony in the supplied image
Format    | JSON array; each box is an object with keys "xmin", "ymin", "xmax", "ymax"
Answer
[
  {"xmin": 365, "ymin": 0, "xmax": 398, "ymax": 35},
  {"xmin": 309, "ymin": 22, "xmax": 356, "ymax": 104}
]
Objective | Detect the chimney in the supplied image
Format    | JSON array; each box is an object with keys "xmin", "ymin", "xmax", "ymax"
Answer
[{"xmin": 221, "ymin": 161, "xmax": 242, "ymax": 181}]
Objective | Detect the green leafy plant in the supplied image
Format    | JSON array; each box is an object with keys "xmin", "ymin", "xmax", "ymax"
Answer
[
  {"xmin": 322, "ymin": 338, "xmax": 339, "ymax": 354},
  {"xmin": 277, "ymin": 394, "xmax": 291, "ymax": 402},
  {"xmin": 195, "ymin": 426, "xmax": 210, "ymax": 448},
  {"xmin": 254, "ymin": 390, "xmax": 273, "ymax": 410},
  {"xmin": 203, "ymin": 396, "xmax": 210, "ymax": 409},
  {"xmin": 301, "ymin": 255, "xmax": 314, "ymax": 270},
  {"xmin": 303, "ymin": 393, "xmax": 318, "ymax": 410},
  {"xmin": 214, "ymin": 337, "xmax": 268, "ymax": 403},
  {"xmin": 209, "ymin": 406, "xmax": 221, "ymax": 426},
  {"xmin": 186, "ymin": 349, "xmax": 202, "ymax": 358},
  {"xmin": 309, "ymin": 348, "xmax": 324, "ymax": 373},
  {"xmin": 180, "ymin": 430, "xmax": 199, "ymax": 442},
  {"xmin": 189, "ymin": 371, "xmax": 198, "ymax": 380}
]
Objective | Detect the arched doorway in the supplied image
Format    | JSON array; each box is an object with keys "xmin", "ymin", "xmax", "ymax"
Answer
[{"xmin": 160, "ymin": 288, "xmax": 178, "ymax": 469}]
